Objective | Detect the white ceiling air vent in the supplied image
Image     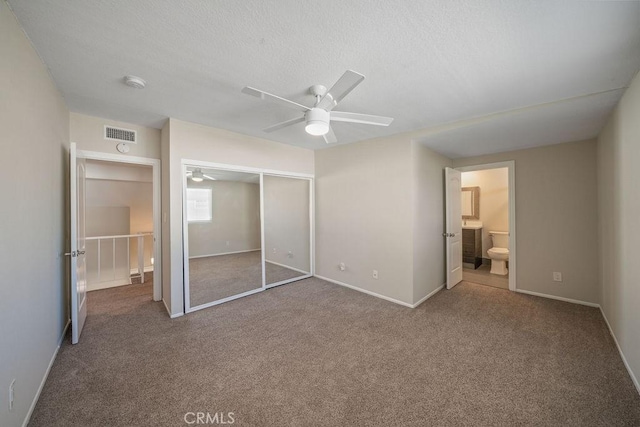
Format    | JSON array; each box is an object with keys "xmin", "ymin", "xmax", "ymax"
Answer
[{"xmin": 104, "ymin": 125, "xmax": 137, "ymax": 144}]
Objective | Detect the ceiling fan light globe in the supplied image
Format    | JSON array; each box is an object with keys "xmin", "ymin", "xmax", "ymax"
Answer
[
  {"xmin": 304, "ymin": 108, "xmax": 330, "ymax": 136},
  {"xmin": 191, "ymin": 169, "xmax": 204, "ymax": 182},
  {"xmin": 305, "ymin": 121, "xmax": 329, "ymax": 136}
]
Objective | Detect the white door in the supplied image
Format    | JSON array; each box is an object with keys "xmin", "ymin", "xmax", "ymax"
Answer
[
  {"xmin": 70, "ymin": 143, "xmax": 87, "ymax": 344},
  {"xmin": 445, "ymin": 167, "xmax": 463, "ymax": 289}
]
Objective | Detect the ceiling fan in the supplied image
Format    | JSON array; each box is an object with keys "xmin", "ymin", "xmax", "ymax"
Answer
[
  {"xmin": 186, "ymin": 168, "xmax": 216, "ymax": 182},
  {"xmin": 242, "ymin": 70, "xmax": 394, "ymax": 144}
]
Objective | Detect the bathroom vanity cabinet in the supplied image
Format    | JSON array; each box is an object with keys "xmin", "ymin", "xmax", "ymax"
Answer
[{"xmin": 462, "ymin": 227, "xmax": 482, "ymax": 269}]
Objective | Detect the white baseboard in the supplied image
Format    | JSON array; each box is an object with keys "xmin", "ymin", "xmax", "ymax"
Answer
[
  {"xmin": 265, "ymin": 260, "xmax": 310, "ymax": 275},
  {"xmin": 129, "ymin": 266, "xmax": 154, "ymax": 275},
  {"xmin": 599, "ymin": 307, "xmax": 640, "ymax": 396},
  {"xmin": 314, "ymin": 274, "xmax": 414, "ymax": 308},
  {"xmin": 189, "ymin": 249, "xmax": 260, "ymax": 259},
  {"xmin": 412, "ymin": 284, "xmax": 445, "ymax": 308},
  {"xmin": 515, "ymin": 289, "xmax": 600, "ymax": 307},
  {"xmin": 163, "ymin": 298, "xmax": 183, "ymax": 318},
  {"xmin": 23, "ymin": 319, "xmax": 70, "ymax": 427}
]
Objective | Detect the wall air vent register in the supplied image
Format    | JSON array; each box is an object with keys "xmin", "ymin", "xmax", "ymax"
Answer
[{"xmin": 104, "ymin": 125, "xmax": 137, "ymax": 144}]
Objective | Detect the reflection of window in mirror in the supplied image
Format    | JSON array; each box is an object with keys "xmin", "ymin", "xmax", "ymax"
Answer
[{"xmin": 186, "ymin": 188, "xmax": 212, "ymax": 222}]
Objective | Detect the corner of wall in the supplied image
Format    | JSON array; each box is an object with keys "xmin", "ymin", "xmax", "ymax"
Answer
[
  {"xmin": 596, "ymin": 70, "xmax": 640, "ymax": 396},
  {"xmin": 160, "ymin": 119, "xmax": 174, "ymax": 316},
  {"xmin": 314, "ymin": 137, "xmax": 414, "ymax": 305}
]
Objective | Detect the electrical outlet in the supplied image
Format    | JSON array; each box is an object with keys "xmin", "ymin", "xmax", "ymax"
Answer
[
  {"xmin": 339, "ymin": 262, "xmax": 346, "ymax": 271},
  {"xmin": 287, "ymin": 251, "xmax": 293, "ymax": 258},
  {"xmin": 9, "ymin": 379, "xmax": 15, "ymax": 412},
  {"xmin": 553, "ymin": 272, "xmax": 562, "ymax": 282},
  {"xmin": 372, "ymin": 270, "xmax": 378, "ymax": 279},
  {"xmin": 272, "ymin": 248, "xmax": 277, "ymax": 254},
  {"xmin": 226, "ymin": 241, "xmax": 230, "ymax": 246}
]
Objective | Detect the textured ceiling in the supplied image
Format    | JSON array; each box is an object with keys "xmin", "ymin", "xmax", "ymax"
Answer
[{"xmin": 8, "ymin": 0, "xmax": 640, "ymax": 154}]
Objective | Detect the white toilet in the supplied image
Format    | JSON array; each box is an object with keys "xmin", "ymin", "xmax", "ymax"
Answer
[{"xmin": 487, "ymin": 231, "xmax": 509, "ymax": 275}]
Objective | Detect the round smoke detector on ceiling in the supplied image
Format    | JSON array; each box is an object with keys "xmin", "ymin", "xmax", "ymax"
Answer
[{"xmin": 123, "ymin": 75, "xmax": 146, "ymax": 89}]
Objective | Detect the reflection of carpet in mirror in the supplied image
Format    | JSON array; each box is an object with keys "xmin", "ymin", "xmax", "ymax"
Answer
[
  {"xmin": 189, "ymin": 251, "xmax": 306, "ymax": 307},
  {"xmin": 265, "ymin": 261, "xmax": 307, "ymax": 286}
]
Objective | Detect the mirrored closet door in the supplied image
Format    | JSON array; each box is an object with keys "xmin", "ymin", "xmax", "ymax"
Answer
[
  {"xmin": 263, "ymin": 175, "xmax": 312, "ymax": 287},
  {"xmin": 183, "ymin": 164, "xmax": 314, "ymax": 313},
  {"xmin": 184, "ymin": 167, "xmax": 263, "ymax": 310}
]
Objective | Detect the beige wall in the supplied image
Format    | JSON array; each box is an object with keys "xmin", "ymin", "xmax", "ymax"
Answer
[
  {"xmin": 598, "ymin": 71, "xmax": 640, "ymax": 392},
  {"xmin": 264, "ymin": 175, "xmax": 311, "ymax": 274},
  {"xmin": 0, "ymin": 2, "xmax": 70, "ymax": 426},
  {"xmin": 162, "ymin": 118, "xmax": 314, "ymax": 315},
  {"xmin": 461, "ymin": 168, "xmax": 509, "ymax": 257},
  {"xmin": 187, "ymin": 180, "xmax": 261, "ymax": 257},
  {"xmin": 315, "ymin": 137, "xmax": 415, "ymax": 304},
  {"xmin": 412, "ymin": 142, "xmax": 452, "ymax": 303},
  {"xmin": 86, "ymin": 181, "xmax": 153, "ymax": 235},
  {"xmin": 70, "ymin": 112, "xmax": 161, "ymax": 159},
  {"xmin": 86, "ymin": 206, "xmax": 130, "ymax": 237},
  {"xmin": 453, "ymin": 139, "xmax": 599, "ymax": 304}
]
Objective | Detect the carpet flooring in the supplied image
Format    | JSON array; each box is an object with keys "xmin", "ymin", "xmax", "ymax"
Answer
[
  {"xmin": 29, "ymin": 279, "xmax": 640, "ymax": 426},
  {"xmin": 189, "ymin": 251, "xmax": 306, "ymax": 307}
]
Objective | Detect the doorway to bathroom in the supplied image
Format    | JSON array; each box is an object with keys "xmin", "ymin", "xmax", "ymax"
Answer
[{"xmin": 449, "ymin": 161, "xmax": 516, "ymax": 291}]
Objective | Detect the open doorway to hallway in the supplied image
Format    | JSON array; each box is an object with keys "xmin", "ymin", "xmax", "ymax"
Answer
[
  {"xmin": 457, "ymin": 162, "xmax": 516, "ymax": 291},
  {"xmin": 69, "ymin": 144, "xmax": 162, "ymax": 344},
  {"xmin": 84, "ymin": 160, "xmax": 154, "ymax": 294}
]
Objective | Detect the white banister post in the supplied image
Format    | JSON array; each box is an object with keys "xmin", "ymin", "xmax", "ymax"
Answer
[
  {"xmin": 138, "ymin": 235, "xmax": 144, "ymax": 284},
  {"xmin": 126, "ymin": 237, "xmax": 130, "ymax": 284},
  {"xmin": 97, "ymin": 238, "xmax": 101, "ymax": 282}
]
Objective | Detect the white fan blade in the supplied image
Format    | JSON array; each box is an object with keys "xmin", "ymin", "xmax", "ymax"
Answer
[
  {"xmin": 317, "ymin": 70, "xmax": 365, "ymax": 111},
  {"xmin": 264, "ymin": 116, "xmax": 305, "ymax": 133},
  {"xmin": 203, "ymin": 174, "xmax": 216, "ymax": 180},
  {"xmin": 242, "ymin": 86, "xmax": 310, "ymax": 112},
  {"xmin": 186, "ymin": 171, "xmax": 193, "ymax": 175},
  {"xmin": 322, "ymin": 126, "xmax": 337, "ymax": 144},
  {"xmin": 331, "ymin": 111, "xmax": 393, "ymax": 126}
]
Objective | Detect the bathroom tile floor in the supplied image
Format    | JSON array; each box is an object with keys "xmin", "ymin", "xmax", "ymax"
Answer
[{"xmin": 463, "ymin": 265, "xmax": 509, "ymax": 290}]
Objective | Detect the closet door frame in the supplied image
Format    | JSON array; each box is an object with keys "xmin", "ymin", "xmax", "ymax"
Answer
[
  {"xmin": 181, "ymin": 159, "xmax": 314, "ymax": 314},
  {"xmin": 263, "ymin": 173, "xmax": 314, "ymax": 289}
]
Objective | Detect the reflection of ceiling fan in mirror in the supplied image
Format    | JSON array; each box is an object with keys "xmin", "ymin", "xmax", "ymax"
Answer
[
  {"xmin": 186, "ymin": 168, "xmax": 216, "ymax": 182},
  {"xmin": 242, "ymin": 70, "xmax": 394, "ymax": 144}
]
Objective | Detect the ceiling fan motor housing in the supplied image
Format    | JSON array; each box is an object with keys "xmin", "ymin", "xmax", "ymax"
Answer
[{"xmin": 305, "ymin": 108, "xmax": 330, "ymax": 135}]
